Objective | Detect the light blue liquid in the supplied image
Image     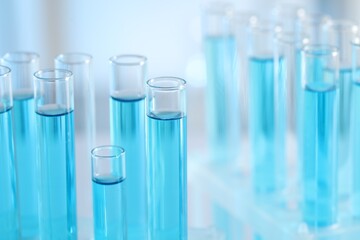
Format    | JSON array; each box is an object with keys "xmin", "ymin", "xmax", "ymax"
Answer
[
  {"xmin": 301, "ymin": 82, "xmax": 338, "ymax": 227},
  {"xmin": 110, "ymin": 96, "xmax": 147, "ymax": 239},
  {"xmin": 338, "ymin": 69, "xmax": 352, "ymax": 197},
  {"xmin": 249, "ymin": 57, "xmax": 285, "ymax": 194},
  {"xmin": 12, "ymin": 94, "xmax": 39, "ymax": 237},
  {"xmin": 147, "ymin": 112, "xmax": 187, "ymax": 240},
  {"xmin": 93, "ymin": 176, "xmax": 126, "ymax": 240},
  {"xmin": 0, "ymin": 108, "xmax": 18, "ymax": 239},
  {"xmin": 204, "ymin": 35, "xmax": 240, "ymax": 163},
  {"xmin": 36, "ymin": 109, "xmax": 77, "ymax": 239},
  {"xmin": 351, "ymin": 81, "xmax": 360, "ymax": 218}
]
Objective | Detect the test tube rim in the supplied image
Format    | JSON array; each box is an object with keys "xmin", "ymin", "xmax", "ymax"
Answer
[
  {"xmin": 232, "ymin": 10, "xmax": 257, "ymax": 26},
  {"xmin": 325, "ymin": 19, "xmax": 358, "ymax": 32},
  {"xmin": 202, "ymin": 1, "xmax": 234, "ymax": 16},
  {"xmin": 275, "ymin": 31, "xmax": 296, "ymax": 44},
  {"xmin": 34, "ymin": 69, "xmax": 73, "ymax": 82},
  {"xmin": 0, "ymin": 65, "xmax": 11, "ymax": 76},
  {"xmin": 2, "ymin": 51, "xmax": 39, "ymax": 64},
  {"xmin": 109, "ymin": 54, "xmax": 147, "ymax": 67},
  {"xmin": 302, "ymin": 44, "xmax": 339, "ymax": 58},
  {"xmin": 55, "ymin": 52, "xmax": 92, "ymax": 65},
  {"xmin": 91, "ymin": 145, "xmax": 125, "ymax": 159},
  {"xmin": 147, "ymin": 76, "xmax": 186, "ymax": 91}
]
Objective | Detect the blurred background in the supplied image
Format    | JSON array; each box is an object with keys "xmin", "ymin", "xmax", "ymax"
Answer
[{"xmin": 1, "ymin": 0, "xmax": 360, "ymax": 239}]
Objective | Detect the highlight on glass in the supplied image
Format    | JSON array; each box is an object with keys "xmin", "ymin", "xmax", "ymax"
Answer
[
  {"xmin": 146, "ymin": 77, "xmax": 187, "ymax": 240},
  {"xmin": 1, "ymin": 52, "xmax": 40, "ymax": 238},
  {"xmin": 91, "ymin": 145, "xmax": 127, "ymax": 240},
  {"xmin": 109, "ymin": 54, "xmax": 147, "ymax": 239},
  {"xmin": 34, "ymin": 69, "xmax": 77, "ymax": 239},
  {"xmin": 300, "ymin": 44, "xmax": 339, "ymax": 228},
  {"xmin": 0, "ymin": 65, "xmax": 19, "ymax": 239}
]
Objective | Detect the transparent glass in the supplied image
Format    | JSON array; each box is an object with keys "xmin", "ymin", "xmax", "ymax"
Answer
[
  {"xmin": 248, "ymin": 21, "xmax": 286, "ymax": 195},
  {"xmin": 34, "ymin": 69, "xmax": 77, "ymax": 239},
  {"xmin": 233, "ymin": 11, "xmax": 256, "ymax": 137},
  {"xmin": 92, "ymin": 145, "xmax": 126, "ymax": 240},
  {"xmin": 351, "ymin": 38, "xmax": 360, "ymax": 219},
  {"xmin": 55, "ymin": 53, "xmax": 95, "ymax": 224},
  {"xmin": 2, "ymin": 52, "xmax": 40, "ymax": 238},
  {"xmin": 300, "ymin": 45, "xmax": 339, "ymax": 228},
  {"xmin": 297, "ymin": 13, "xmax": 331, "ymax": 46},
  {"xmin": 271, "ymin": 2, "xmax": 305, "ymax": 32},
  {"xmin": 324, "ymin": 21, "xmax": 359, "ymax": 198},
  {"xmin": 109, "ymin": 54, "xmax": 147, "ymax": 239},
  {"xmin": 0, "ymin": 65, "xmax": 18, "ymax": 239},
  {"xmin": 146, "ymin": 77, "xmax": 187, "ymax": 240},
  {"xmin": 202, "ymin": 2, "xmax": 240, "ymax": 164}
]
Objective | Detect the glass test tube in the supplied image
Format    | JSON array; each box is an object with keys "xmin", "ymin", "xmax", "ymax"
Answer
[
  {"xmin": 202, "ymin": 2, "xmax": 240, "ymax": 164},
  {"xmin": 324, "ymin": 20, "xmax": 359, "ymax": 198},
  {"xmin": 92, "ymin": 145, "xmax": 126, "ymax": 240},
  {"xmin": 147, "ymin": 77, "xmax": 187, "ymax": 240},
  {"xmin": 233, "ymin": 11, "xmax": 256, "ymax": 137},
  {"xmin": 300, "ymin": 45, "xmax": 339, "ymax": 228},
  {"xmin": 351, "ymin": 38, "xmax": 360, "ymax": 219},
  {"xmin": 109, "ymin": 55, "xmax": 147, "ymax": 239},
  {"xmin": 34, "ymin": 69, "xmax": 77, "ymax": 239},
  {"xmin": 1, "ymin": 52, "xmax": 39, "ymax": 238},
  {"xmin": 248, "ymin": 20, "xmax": 285, "ymax": 194},
  {"xmin": 0, "ymin": 65, "xmax": 18, "ymax": 239},
  {"xmin": 55, "ymin": 53, "xmax": 95, "ymax": 221}
]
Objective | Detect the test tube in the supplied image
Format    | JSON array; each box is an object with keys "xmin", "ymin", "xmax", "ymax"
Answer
[
  {"xmin": 248, "ymin": 20, "xmax": 285, "ymax": 194},
  {"xmin": 109, "ymin": 55, "xmax": 147, "ymax": 239},
  {"xmin": 232, "ymin": 11, "xmax": 256, "ymax": 137},
  {"xmin": 92, "ymin": 145, "xmax": 126, "ymax": 240},
  {"xmin": 147, "ymin": 77, "xmax": 187, "ymax": 240},
  {"xmin": 55, "ymin": 53, "xmax": 95, "ymax": 222},
  {"xmin": 300, "ymin": 45, "xmax": 339, "ymax": 228},
  {"xmin": 324, "ymin": 20, "xmax": 359, "ymax": 198},
  {"xmin": 202, "ymin": 2, "xmax": 240, "ymax": 164},
  {"xmin": 34, "ymin": 69, "xmax": 77, "ymax": 239},
  {"xmin": 351, "ymin": 38, "xmax": 360, "ymax": 219},
  {"xmin": 0, "ymin": 65, "xmax": 18, "ymax": 239},
  {"xmin": 1, "ymin": 52, "xmax": 39, "ymax": 238}
]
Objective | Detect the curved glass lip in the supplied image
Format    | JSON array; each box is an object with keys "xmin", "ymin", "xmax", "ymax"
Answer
[
  {"xmin": 302, "ymin": 44, "xmax": 338, "ymax": 57},
  {"xmin": 91, "ymin": 145, "xmax": 125, "ymax": 159},
  {"xmin": 34, "ymin": 69, "xmax": 73, "ymax": 82},
  {"xmin": 0, "ymin": 65, "xmax": 11, "ymax": 76},
  {"xmin": 109, "ymin": 54, "xmax": 147, "ymax": 66},
  {"xmin": 2, "ymin": 51, "xmax": 39, "ymax": 64},
  {"xmin": 147, "ymin": 76, "xmax": 186, "ymax": 91},
  {"xmin": 232, "ymin": 10, "xmax": 257, "ymax": 24},
  {"xmin": 250, "ymin": 19, "xmax": 282, "ymax": 34},
  {"xmin": 276, "ymin": 31, "xmax": 296, "ymax": 44},
  {"xmin": 55, "ymin": 52, "xmax": 92, "ymax": 65},
  {"xmin": 352, "ymin": 37, "xmax": 360, "ymax": 46}
]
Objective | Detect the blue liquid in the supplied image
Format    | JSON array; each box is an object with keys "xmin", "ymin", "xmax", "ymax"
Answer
[
  {"xmin": 110, "ymin": 96, "xmax": 147, "ymax": 239},
  {"xmin": 36, "ymin": 109, "xmax": 77, "ymax": 239},
  {"xmin": 338, "ymin": 69, "xmax": 352, "ymax": 197},
  {"xmin": 301, "ymin": 82, "xmax": 338, "ymax": 227},
  {"xmin": 249, "ymin": 57, "xmax": 285, "ymax": 194},
  {"xmin": 351, "ymin": 81, "xmax": 360, "ymax": 218},
  {"xmin": 93, "ymin": 176, "xmax": 126, "ymax": 240},
  {"xmin": 147, "ymin": 112, "xmax": 187, "ymax": 240},
  {"xmin": 204, "ymin": 35, "xmax": 240, "ymax": 163},
  {"xmin": 0, "ymin": 108, "xmax": 18, "ymax": 239},
  {"xmin": 12, "ymin": 95, "xmax": 39, "ymax": 237}
]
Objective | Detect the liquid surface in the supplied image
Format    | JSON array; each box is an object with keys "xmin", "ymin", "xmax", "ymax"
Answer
[
  {"xmin": 36, "ymin": 109, "xmax": 77, "ymax": 239},
  {"xmin": 110, "ymin": 96, "xmax": 147, "ymax": 239},
  {"xmin": 147, "ymin": 112, "xmax": 187, "ymax": 240}
]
